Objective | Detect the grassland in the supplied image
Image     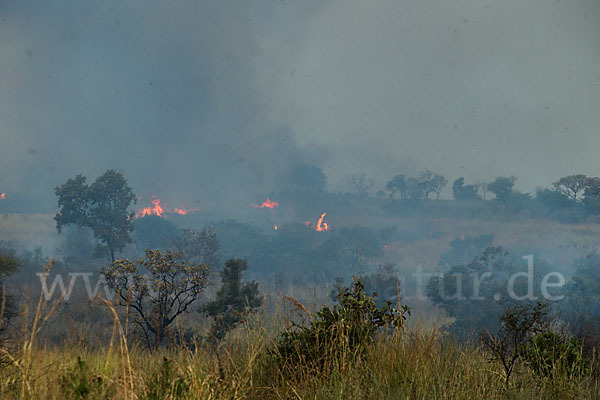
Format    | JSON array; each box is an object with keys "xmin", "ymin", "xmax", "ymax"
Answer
[
  {"xmin": 1, "ymin": 278, "xmax": 599, "ymax": 400},
  {"xmin": 3, "ymin": 212, "xmax": 600, "ymax": 398},
  {"xmin": 2, "ymin": 317, "xmax": 599, "ymax": 399}
]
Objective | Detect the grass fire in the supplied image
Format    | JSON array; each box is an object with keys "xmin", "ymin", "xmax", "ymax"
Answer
[{"xmin": 1, "ymin": 1, "xmax": 599, "ymax": 399}]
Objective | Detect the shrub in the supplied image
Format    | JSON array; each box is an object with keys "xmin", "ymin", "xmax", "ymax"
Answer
[
  {"xmin": 273, "ymin": 280, "xmax": 409, "ymax": 375},
  {"xmin": 481, "ymin": 302, "xmax": 549, "ymax": 385},
  {"xmin": 523, "ymin": 332, "xmax": 589, "ymax": 379}
]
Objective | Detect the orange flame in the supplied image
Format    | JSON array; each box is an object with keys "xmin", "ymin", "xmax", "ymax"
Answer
[
  {"xmin": 274, "ymin": 224, "xmax": 278, "ymax": 231},
  {"xmin": 251, "ymin": 197, "xmax": 279, "ymax": 209},
  {"xmin": 0, "ymin": 193, "xmax": 5, "ymax": 200},
  {"xmin": 137, "ymin": 198, "xmax": 164, "ymax": 218},
  {"xmin": 136, "ymin": 196, "xmax": 199, "ymax": 218},
  {"xmin": 316, "ymin": 212, "xmax": 329, "ymax": 232},
  {"xmin": 174, "ymin": 207, "xmax": 199, "ymax": 215}
]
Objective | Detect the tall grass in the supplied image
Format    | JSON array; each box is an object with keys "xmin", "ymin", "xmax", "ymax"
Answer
[
  {"xmin": 2, "ymin": 326, "xmax": 599, "ymax": 399},
  {"xmin": 1, "ymin": 265, "xmax": 600, "ymax": 399}
]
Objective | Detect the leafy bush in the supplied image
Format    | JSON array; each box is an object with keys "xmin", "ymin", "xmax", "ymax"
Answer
[
  {"xmin": 273, "ymin": 280, "xmax": 410, "ymax": 375},
  {"xmin": 523, "ymin": 332, "xmax": 589, "ymax": 379}
]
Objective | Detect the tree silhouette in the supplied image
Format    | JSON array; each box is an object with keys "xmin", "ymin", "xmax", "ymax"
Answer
[
  {"xmin": 200, "ymin": 259, "xmax": 262, "ymax": 341},
  {"xmin": 55, "ymin": 170, "xmax": 136, "ymax": 262},
  {"xmin": 101, "ymin": 249, "xmax": 211, "ymax": 350},
  {"xmin": 553, "ymin": 174, "xmax": 587, "ymax": 202}
]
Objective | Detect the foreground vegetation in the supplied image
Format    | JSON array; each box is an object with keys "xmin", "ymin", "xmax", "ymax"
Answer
[
  {"xmin": 1, "ymin": 322, "xmax": 599, "ymax": 399},
  {"xmin": 1, "ymin": 267, "xmax": 599, "ymax": 399}
]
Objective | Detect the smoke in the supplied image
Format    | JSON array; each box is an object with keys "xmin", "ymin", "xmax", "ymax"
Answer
[
  {"xmin": 268, "ymin": 0, "xmax": 600, "ymax": 192},
  {"xmin": 1, "ymin": 0, "xmax": 599, "ymax": 212}
]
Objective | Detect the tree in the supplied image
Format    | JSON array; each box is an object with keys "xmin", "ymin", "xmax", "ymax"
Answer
[
  {"xmin": 476, "ymin": 182, "xmax": 490, "ymax": 200},
  {"xmin": 286, "ymin": 165, "xmax": 327, "ymax": 193},
  {"xmin": 101, "ymin": 249, "xmax": 211, "ymax": 350},
  {"xmin": 427, "ymin": 245, "xmax": 554, "ymax": 339},
  {"xmin": 535, "ymin": 188, "xmax": 575, "ymax": 219},
  {"xmin": 418, "ymin": 170, "xmax": 447, "ymax": 199},
  {"xmin": 172, "ymin": 228, "xmax": 220, "ymax": 268},
  {"xmin": 433, "ymin": 175, "xmax": 447, "ymax": 199},
  {"xmin": 553, "ymin": 174, "xmax": 587, "ymax": 202},
  {"xmin": 350, "ymin": 172, "xmax": 374, "ymax": 199},
  {"xmin": 481, "ymin": 302, "xmax": 549, "ymax": 385},
  {"xmin": 452, "ymin": 177, "xmax": 479, "ymax": 200},
  {"xmin": 134, "ymin": 215, "xmax": 180, "ymax": 252},
  {"xmin": 55, "ymin": 170, "xmax": 136, "ymax": 262},
  {"xmin": 562, "ymin": 252, "xmax": 600, "ymax": 355},
  {"xmin": 487, "ymin": 176, "xmax": 517, "ymax": 204},
  {"xmin": 438, "ymin": 234, "xmax": 494, "ymax": 268},
  {"xmin": 386, "ymin": 174, "xmax": 407, "ymax": 199},
  {"xmin": 406, "ymin": 177, "xmax": 426, "ymax": 200},
  {"xmin": 199, "ymin": 259, "xmax": 262, "ymax": 341},
  {"xmin": 582, "ymin": 177, "xmax": 600, "ymax": 216},
  {"xmin": 398, "ymin": 171, "xmax": 447, "ymax": 201}
]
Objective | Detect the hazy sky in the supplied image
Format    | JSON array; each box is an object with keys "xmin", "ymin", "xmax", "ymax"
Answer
[{"xmin": 1, "ymin": 0, "xmax": 599, "ymax": 211}]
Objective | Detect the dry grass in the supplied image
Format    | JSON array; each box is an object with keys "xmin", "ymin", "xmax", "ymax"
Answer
[
  {"xmin": 2, "ymin": 325, "xmax": 599, "ymax": 399},
  {"xmin": 3, "ymin": 214, "xmax": 600, "ymax": 398},
  {"xmin": 1, "ymin": 271, "xmax": 600, "ymax": 400}
]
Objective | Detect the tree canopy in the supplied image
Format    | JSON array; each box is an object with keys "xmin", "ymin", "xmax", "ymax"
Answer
[
  {"xmin": 55, "ymin": 170, "xmax": 136, "ymax": 261},
  {"xmin": 101, "ymin": 249, "xmax": 211, "ymax": 349},
  {"xmin": 200, "ymin": 258, "xmax": 262, "ymax": 341}
]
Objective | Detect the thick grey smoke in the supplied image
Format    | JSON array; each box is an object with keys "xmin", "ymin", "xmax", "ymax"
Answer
[{"xmin": 1, "ymin": 0, "xmax": 599, "ymax": 212}]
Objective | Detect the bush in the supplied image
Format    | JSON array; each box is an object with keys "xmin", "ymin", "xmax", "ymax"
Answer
[
  {"xmin": 481, "ymin": 302, "xmax": 549, "ymax": 385},
  {"xmin": 523, "ymin": 332, "xmax": 589, "ymax": 379},
  {"xmin": 273, "ymin": 280, "xmax": 409, "ymax": 375}
]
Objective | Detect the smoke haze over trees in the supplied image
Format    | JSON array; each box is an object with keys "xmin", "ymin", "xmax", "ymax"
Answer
[{"xmin": 0, "ymin": 0, "xmax": 599, "ymax": 213}]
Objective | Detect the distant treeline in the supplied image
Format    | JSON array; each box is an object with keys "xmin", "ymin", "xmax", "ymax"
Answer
[
  {"xmin": 274, "ymin": 166, "xmax": 600, "ymax": 223},
  {"xmin": 378, "ymin": 172, "xmax": 600, "ymax": 223},
  {"xmin": 261, "ymin": 165, "xmax": 600, "ymax": 223}
]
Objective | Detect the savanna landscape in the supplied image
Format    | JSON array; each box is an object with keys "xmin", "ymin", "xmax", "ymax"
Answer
[{"xmin": 2, "ymin": 1, "xmax": 600, "ymax": 398}]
